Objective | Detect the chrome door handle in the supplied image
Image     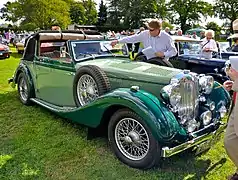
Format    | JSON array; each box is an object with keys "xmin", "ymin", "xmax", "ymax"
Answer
[{"xmin": 66, "ymin": 72, "xmax": 75, "ymax": 76}]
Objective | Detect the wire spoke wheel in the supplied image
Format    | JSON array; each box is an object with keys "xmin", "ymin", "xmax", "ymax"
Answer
[
  {"xmin": 77, "ymin": 74, "xmax": 99, "ymax": 106},
  {"xmin": 115, "ymin": 118, "xmax": 150, "ymax": 161},
  {"xmin": 18, "ymin": 77, "xmax": 28, "ymax": 102}
]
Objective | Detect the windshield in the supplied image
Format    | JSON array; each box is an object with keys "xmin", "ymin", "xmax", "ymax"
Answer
[
  {"xmin": 177, "ymin": 41, "xmax": 202, "ymax": 55},
  {"xmin": 71, "ymin": 41, "xmax": 129, "ymax": 60}
]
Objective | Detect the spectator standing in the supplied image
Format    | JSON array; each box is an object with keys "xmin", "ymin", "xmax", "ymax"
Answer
[{"xmin": 200, "ymin": 30, "xmax": 218, "ymax": 59}]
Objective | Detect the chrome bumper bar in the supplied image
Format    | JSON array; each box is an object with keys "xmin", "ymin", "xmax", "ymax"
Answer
[{"xmin": 161, "ymin": 122, "xmax": 227, "ymax": 158}]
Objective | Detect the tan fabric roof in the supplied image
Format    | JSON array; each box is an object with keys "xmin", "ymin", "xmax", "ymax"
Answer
[{"xmin": 39, "ymin": 33, "xmax": 104, "ymax": 41}]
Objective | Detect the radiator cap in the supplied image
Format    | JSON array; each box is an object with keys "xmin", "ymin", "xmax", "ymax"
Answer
[{"xmin": 130, "ymin": 86, "xmax": 139, "ymax": 92}]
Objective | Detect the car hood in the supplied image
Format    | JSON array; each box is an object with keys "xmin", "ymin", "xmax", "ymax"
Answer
[{"xmin": 75, "ymin": 57, "xmax": 182, "ymax": 85}]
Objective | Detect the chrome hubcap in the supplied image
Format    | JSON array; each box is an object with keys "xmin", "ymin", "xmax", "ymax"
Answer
[
  {"xmin": 115, "ymin": 118, "xmax": 150, "ymax": 161},
  {"xmin": 77, "ymin": 74, "xmax": 99, "ymax": 106},
  {"xmin": 19, "ymin": 77, "xmax": 28, "ymax": 101}
]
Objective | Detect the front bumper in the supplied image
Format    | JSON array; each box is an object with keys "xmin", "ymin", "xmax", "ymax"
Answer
[{"xmin": 161, "ymin": 122, "xmax": 227, "ymax": 157}]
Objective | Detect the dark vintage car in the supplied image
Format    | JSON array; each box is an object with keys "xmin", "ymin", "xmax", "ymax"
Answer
[
  {"xmin": 9, "ymin": 30, "xmax": 231, "ymax": 169},
  {"xmin": 169, "ymin": 36, "xmax": 232, "ymax": 84}
]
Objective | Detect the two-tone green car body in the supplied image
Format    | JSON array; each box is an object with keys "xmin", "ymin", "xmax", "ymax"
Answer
[{"xmin": 9, "ymin": 30, "xmax": 231, "ymax": 169}]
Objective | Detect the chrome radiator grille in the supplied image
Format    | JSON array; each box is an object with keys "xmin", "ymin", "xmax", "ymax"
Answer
[{"xmin": 178, "ymin": 78, "xmax": 199, "ymax": 123}]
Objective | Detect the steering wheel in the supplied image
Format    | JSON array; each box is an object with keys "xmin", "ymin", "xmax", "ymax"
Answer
[{"xmin": 134, "ymin": 53, "xmax": 174, "ymax": 68}]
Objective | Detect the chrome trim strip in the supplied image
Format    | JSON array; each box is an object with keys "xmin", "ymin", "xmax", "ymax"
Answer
[{"xmin": 161, "ymin": 123, "xmax": 227, "ymax": 157}]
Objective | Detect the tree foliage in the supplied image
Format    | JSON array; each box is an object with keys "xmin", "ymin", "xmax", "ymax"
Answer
[
  {"xmin": 107, "ymin": 0, "xmax": 168, "ymax": 29},
  {"xmin": 83, "ymin": 0, "xmax": 98, "ymax": 24},
  {"xmin": 214, "ymin": 0, "xmax": 238, "ymax": 32},
  {"xmin": 168, "ymin": 0, "xmax": 213, "ymax": 32},
  {"xmin": 0, "ymin": 0, "xmax": 98, "ymax": 30},
  {"xmin": 0, "ymin": 0, "xmax": 71, "ymax": 30},
  {"xmin": 69, "ymin": 1, "xmax": 87, "ymax": 24},
  {"xmin": 97, "ymin": 0, "xmax": 107, "ymax": 26}
]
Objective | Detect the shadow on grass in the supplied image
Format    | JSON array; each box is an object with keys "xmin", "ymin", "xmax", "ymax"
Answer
[
  {"xmin": 10, "ymin": 52, "xmax": 23, "ymax": 59},
  {"xmin": 157, "ymin": 149, "xmax": 227, "ymax": 179},
  {"xmin": 0, "ymin": 91, "xmax": 228, "ymax": 180}
]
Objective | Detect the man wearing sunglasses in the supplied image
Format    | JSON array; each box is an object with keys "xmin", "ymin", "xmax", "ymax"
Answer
[{"xmin": 111, "ymin": 19, "xmax": 177, "ymax": 60}]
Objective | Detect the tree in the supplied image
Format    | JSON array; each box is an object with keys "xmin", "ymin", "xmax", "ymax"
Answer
[
  {"xmin": 107, "ymin": 0, "xmax": 121, "ymax": 26},
  {"xmin": 168, "ymin": 0, "xmax": 213, "ymax": 32},
  {"xmin": 206, "ymin": 22, "xmax": 221, "ymax": 32},
  {"xmin": 107, "ymin": 0, "xmax": 168, "ymax": 29},
  {"xmin": 0, "ymin": 0, "xmax": 71, "ymax": 30},
  {"xmin": 82, "ymin": 0, "xmax": 98, "ymax": 24},
  {"xmin": 214, "ymin": 0, "xmax": 238, "ymax": 32},
  {"xmin": 97, "ymin": 0, "xmax": 107, "ymax": 26},
  {"xmin": 69, "ymin": 1, "xmax": 87, "ymax": 24},
  {"xmin": 162, "ymin": 21, "xmax": 174, "ymax": 30}
]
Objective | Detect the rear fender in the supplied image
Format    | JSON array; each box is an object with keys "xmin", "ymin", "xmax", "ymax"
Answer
[{"xmin": 12, "ymin": 62, "xmax": 34, "ymax": 92}]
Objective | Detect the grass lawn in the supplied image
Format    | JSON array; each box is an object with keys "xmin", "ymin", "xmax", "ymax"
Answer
[{"xmin": 0, "ymin": 48, "xmax": 236, "ymax": 180}]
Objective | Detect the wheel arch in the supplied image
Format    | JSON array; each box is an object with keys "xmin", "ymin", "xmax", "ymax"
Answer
[
  {"xmin": 98, "ymin": 105, "xmax": 132, "ymax": 136},
  {"xmin": 14, "ymin": 63, "xmax": 35, "ymax": 97}
]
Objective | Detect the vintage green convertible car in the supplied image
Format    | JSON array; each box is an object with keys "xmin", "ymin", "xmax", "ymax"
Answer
[{"xmin": 9, "ymin": 30, "xmax": 231, "ymax": 169}]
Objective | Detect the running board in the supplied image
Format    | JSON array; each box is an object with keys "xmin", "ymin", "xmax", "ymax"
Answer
[{"xmin": 30, "ymin": 98, "xmax": 76, "ymax": 112}]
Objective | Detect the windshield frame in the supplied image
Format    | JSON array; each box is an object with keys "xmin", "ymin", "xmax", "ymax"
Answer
[{"xmin": 69, "ymin": 40, "xmax": 130, "ymax": 61}]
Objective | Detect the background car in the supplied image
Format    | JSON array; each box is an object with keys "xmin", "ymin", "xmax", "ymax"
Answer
[
  {"xmin": 169, "ymin": 36, "xmax": 230, "ymax": 84},
  {"xmin": 0, "ymin": 43, "xmax": 11, "ymax": 59},
  {"xmin": 9, "ymin": 30, "xmax": 231, "ymax": 169}
]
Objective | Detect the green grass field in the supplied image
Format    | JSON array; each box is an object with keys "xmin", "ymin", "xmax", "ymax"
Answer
[{"xmin": 0, "ymin": 48, "xmax": 236, "ymax": 180}]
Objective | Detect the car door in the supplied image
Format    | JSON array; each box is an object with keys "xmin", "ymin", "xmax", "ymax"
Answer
[
  {"xmin": 35, "ymin": 42, "xmax": 76, "ymax": 106},
  {"xmin": 47, "ymin": 58, "xmax": 76, "ymax": 107},
  {"xmin": 34, "ymin": 56, "xmax": 54, "ymax": 102}
]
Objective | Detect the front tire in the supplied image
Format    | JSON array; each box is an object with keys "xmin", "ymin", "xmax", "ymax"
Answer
[
  {"xmin": 17, "ymin": 72, "xmax": 33, "ymax": 105},
  {"xmin": 108, "ymin": 108, "xmax": 161, "ymax": 169}
]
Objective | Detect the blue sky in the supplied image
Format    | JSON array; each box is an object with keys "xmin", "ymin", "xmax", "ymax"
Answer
[{"xmin": 0, "ymin": 0, "xmax": 223, "ymax": 26}]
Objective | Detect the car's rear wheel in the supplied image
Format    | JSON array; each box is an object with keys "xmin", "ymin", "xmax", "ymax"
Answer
[
  {"xmin": 17, "ymin": 72, "xmax": 33, "ymax": 105},
  {"xmin": 73, "ymin": 65, "xmax": 111, "ymax": 106},
  {"xmin": 108, "ymin": 108, "xmax": 161, "ymax": 169}
]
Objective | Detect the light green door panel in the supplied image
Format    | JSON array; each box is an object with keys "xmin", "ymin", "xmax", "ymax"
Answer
[
  {"xmin": 34, "ymin": 57, "xmax": 76, "ymax": 106},
  {"xmin": 49, "ymin": 67, "xmax": 75, "ymax": 106}
]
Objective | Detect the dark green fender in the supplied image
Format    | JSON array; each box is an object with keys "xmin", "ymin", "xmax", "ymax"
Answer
[
  {"xmin": 10, "ymin": 61, "xmax": 34, "ymax": 89},
  {"xmin": 35, "ymin": 88, "xmax": 187, "ymax": 143}
]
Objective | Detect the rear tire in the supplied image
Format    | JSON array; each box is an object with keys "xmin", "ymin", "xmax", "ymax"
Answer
[
  {"xmin": 108, "ymin": 108, "xmax": 161, "ymax": 169},
  {"xmin": 17, "ymin": 72, "xmax": 33, "ymax": 105}
]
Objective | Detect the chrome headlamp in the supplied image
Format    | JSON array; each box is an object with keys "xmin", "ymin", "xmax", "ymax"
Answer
[
  {"xmin": 199, "ymin": 75, "xmax": 214, "ymax": 94},
  {"xmin": 200, "ymin": 110, "xmax": 212, "ymax": 126}
]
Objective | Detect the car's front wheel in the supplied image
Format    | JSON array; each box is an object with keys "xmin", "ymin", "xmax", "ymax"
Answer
[
  {"xmin": 17, "ymin": 72, "xmax": 33, "ymax": 105},
  {"xmin": 108, "ymin": 109, "xmax": 161, "ymax": 169}
]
